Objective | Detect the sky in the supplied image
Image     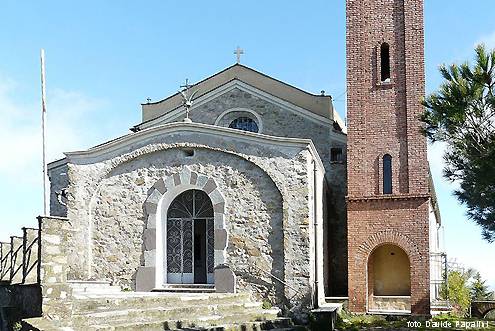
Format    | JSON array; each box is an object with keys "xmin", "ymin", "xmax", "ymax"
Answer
[{"xmin": 0, "ymin": 1, "xmax": 494, "ymax": 289}]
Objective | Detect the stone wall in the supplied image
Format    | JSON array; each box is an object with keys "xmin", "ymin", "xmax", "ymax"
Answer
[
  {"xmin": 144, "ymin": 86, "xmax": 348, "ymax": 296},
  {"xmin": 62, "ymin": 124, "xmax": 324, "ymax": 310},
  {"xmin": 48, "ymin": 84, "xmax": 348, "ymax": 297},
  {"xmin": 152, "ymin": 87, "xmax": 346, "ymax": 176},
  {"xmin": 38, "ymin": 216, "xmax": 73, "ymax": 321}
]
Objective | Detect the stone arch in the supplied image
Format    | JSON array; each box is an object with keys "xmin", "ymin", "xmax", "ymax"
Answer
[
  {"xmin": 102, "ymin": 143, "xmax": 286, "ymax": 199},
  {"xmin": 483, "ymin": 306, "xmax": 495, "ymax": 319},
  {"xmin": 471, "ymin": 301, "xmax": 495, "ymax": 318},
  {"xmin": 137, "ymin": 166, "xmax": 229, "ymax": 291}
]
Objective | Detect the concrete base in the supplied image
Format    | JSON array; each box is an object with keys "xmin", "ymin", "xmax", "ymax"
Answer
[
  {"xmin": 311, "ymin": 307, "xmax": 338, "ymax": 331},
  {"xmin": 369, "ymin": 295, "xmax": 411, "ymax": 312},
  {"xmin": 136, "ymin": 267, "xmax": 156, "ymax": 292},
  {"xmin": 214, "ymin": 264, "xmax": 236, "ymax": 293}
]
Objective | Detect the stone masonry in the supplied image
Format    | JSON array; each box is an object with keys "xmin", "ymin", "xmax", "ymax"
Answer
[
  {"xmin": 139, "ymin": 87, "xmax": 348, "ymax": 296},
  {"xmin": 51, "ymin": 122, "xmax": 326, "ymax": 312},
  {"xmin": 38, "ymin": 216, "xmax": 73, "ymax": 321},
  {"xmin": 346, "ymin": 0, "xmax": 430, "ymax": 315}
]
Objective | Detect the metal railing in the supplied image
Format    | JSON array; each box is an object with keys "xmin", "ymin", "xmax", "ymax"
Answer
[
  {"xmin": 0, "ymin": 227, "xmax": 41, "ymax": 285},
  {"xmin": 9, "ymin": 236, "xmax": 23, "ymax": 282},
  {"xmin": 22, "ymin": 227, "xmax": 41, "ymax": 284},
  {"xmin": 0, "ymin": 243, "xmax": 11, "ymax": 281}
]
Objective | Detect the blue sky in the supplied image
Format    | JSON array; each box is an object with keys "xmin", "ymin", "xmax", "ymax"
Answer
[{"xmin": 0, "ymin": 1, "xmax": 494, "ymax": 289}]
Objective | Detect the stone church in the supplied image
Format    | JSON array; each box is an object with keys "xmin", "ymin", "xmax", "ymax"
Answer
[{"xmin": 46, "ymin": 0, "xmax": 442, "ymax": 318}]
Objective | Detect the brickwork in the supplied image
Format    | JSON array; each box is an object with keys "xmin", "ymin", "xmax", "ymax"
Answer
[{"xmin": 346, "ymin": 0, "xmax": 430, "ymax": 315}]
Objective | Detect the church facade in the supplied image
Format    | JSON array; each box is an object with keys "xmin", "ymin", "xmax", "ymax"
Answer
[{"xmin": 47, "ymin": 0, "xmax": 442, "ymax": 316}]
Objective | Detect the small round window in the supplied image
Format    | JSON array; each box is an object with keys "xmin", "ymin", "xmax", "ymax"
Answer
[{"xmin": 229, "ymin": 117, "xmax": 259, "ymax": 133}]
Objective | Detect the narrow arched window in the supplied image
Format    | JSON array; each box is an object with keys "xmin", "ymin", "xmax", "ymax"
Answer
[
  {"xmin": 383, "ymin": 154, "xmax": 392, "ymax": 194},
  {"xmin": 380, "ymin": 43, "xmax": 391, "ymax": 82}
]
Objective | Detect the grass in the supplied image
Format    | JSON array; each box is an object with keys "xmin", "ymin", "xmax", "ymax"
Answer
[{"xmin": 334, "ymin": 309, "xmax": 495, "ymax": 330}]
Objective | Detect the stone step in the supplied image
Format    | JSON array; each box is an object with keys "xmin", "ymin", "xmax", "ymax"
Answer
[
  {"xmin": 73, "ymin": 292, "xmax": 252, "ymax": 314},
  {"xmin": 161, "ymin": 284, "xmax": 215, "ymax": 289},
  {"xmin": 154, "ymin": 287, "xmax": 216, "ymax": 293},
  {"xmin": 72, "ymin": 303, "xmax": 277, "ymax": 326},
  {"xmin": 69, "ymin": 280, "xmax": 122, "ymax": 295},
  {"xmin": 84, "ymin": 316, "xmax": 292, "ymax": 331}
]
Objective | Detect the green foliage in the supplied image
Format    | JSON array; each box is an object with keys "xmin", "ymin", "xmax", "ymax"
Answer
[
  {"xmin": 470, "ymin": 271, "xmax": 494, "ymax": 300},
  {"xmin": 261, "ymin": 299, "xmax": 272, "ymax": 309},
  {"xmin": 440, "ymin": 270, "xmax": 471, "ymax": 316},
  {"xmin": 422, "ymin": 44, "xmax": 495, "ymax": 242},
  {"xmin": 12, "ymin": 322, "xmax": 22, "ymax": 331},
  {"xmin": 335, "ymin": 308, "xmax": 407, "ymax": 330}
]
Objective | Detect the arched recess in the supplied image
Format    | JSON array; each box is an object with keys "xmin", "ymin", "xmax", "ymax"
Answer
[
  {"xmin": 367, "ymin": 244, "xmax": 411, "ymax": 311},
  {"xmin": 356, "ymin": 229, "xmax": 420, "ymax": 312},
  {"xmin": 138, "ymin": 166, "xmax": 228, "ymax": 290}
]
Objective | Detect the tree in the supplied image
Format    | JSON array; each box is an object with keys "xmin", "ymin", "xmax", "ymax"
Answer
[
  {"xmin": 470, "ymin": 271, "xmax": 494, "ymax": 301},
  {"xmin": 422, "ymin": 44, "xmax": 495, "ymax": 242},
  {"xmin": 441, "ymin": 270, "xmax": 472, "ymax": 316}
]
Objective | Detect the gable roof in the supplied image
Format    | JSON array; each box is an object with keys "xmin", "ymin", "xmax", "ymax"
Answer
[{"xmin": 139, "ymin": 64, "xmax": 334, "ymax": 125}]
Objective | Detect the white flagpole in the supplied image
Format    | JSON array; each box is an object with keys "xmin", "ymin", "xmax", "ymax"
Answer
[{"xmin": 41, "ymin": 49, "xmax": 49, "ymax": 215}]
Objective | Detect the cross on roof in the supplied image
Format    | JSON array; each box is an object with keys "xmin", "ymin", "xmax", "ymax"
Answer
[
  {"xmin": 234, "ymin": 46, "xmax": 244, "ymax": 64},
  {"xmin": 180, "ymin": 78, "xmax": 192, "ymax": 90}
]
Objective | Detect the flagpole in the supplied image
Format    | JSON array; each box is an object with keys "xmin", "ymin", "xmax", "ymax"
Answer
[{"xmin": 41, "ymin": 49, "xmax": 49, "ymax": 215}]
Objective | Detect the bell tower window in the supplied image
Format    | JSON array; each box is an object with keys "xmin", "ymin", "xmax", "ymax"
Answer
[
  {"xmin": 383, "ymin": 154, "xmax": 392, "ymax": 194},
  {"xmin": 380, "ymin": 43, "xmax": 391, "ymax": 82}
]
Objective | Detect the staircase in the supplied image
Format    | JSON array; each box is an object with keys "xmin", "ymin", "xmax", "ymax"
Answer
[{"xmin": 24, "ymin": 284, "xmax": 304, "ymax": 331}]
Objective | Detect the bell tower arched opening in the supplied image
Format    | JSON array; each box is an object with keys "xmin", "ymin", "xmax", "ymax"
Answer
[{"xmin": 368, "ymin": 244, "xmax": 411, "ymax": 311}]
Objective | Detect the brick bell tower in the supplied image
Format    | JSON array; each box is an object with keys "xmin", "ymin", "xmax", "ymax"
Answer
[{"xmin": 346, "ymin": 0, "xmax": 431, "ymax": 315}]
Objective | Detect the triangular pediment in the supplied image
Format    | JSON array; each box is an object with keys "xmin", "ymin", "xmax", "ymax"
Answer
[
  {"xmin": 138, "ymin": 64, "xmax": 334, "ymax": 128},
  {"xmin": 135, "ymin": 80, "xmax": 337, "ymax": 131}
]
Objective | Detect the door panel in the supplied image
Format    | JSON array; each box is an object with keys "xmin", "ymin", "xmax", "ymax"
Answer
[{"xmin": 194, "ymin": 219, "xmax": 207, "ymax": 284}]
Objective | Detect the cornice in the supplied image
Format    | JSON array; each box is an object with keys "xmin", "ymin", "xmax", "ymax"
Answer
[
  {"xmin": 346, "ymin": 193, "xmax": 430, "ymax": 202},
  {"xmin": 64, "ymin": 121, "xmax": 326, "ymax": 172}
]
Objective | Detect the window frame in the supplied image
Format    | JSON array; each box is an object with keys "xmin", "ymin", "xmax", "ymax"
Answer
[{"xmin": 383, "ymin": 153, "xmax": 393, "ymax": 194}]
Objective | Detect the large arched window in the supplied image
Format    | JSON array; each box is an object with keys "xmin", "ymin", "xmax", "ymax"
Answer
[
  {"xmin": 229, "ymin": 117, "xmax": 259, "ymax": 133},
  {"xmin": 380, "ymin": 43, "xmax": 391, "ymax": 82},
  {"xmin": 383, "ymin": 154, "xmax": 392, "ymax": 194}
]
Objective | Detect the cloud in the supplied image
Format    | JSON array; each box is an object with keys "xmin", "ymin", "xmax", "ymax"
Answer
[
  {"xmin": 475, "ymin": 30, "xmax": 495, "ymax": 49},
  {"xmin": 0, "ymin": 75, "xmax": 108, "ymax": 185},
  {"xmin": 0, "ymin": 72, "xmax": 114, "ymax": 240}
]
